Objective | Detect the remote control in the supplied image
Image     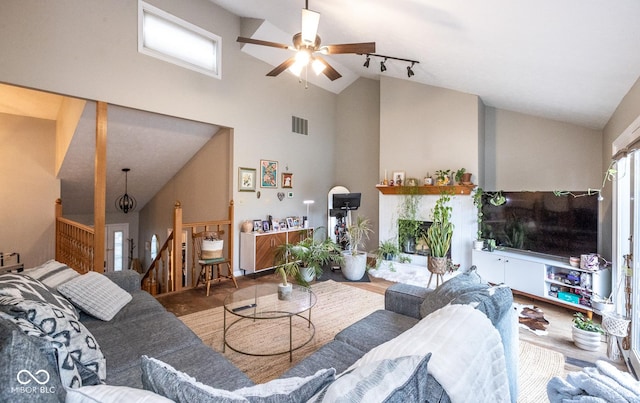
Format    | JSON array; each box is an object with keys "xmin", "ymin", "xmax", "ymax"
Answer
[{"xmin": 232, "ymin": 303, "xmax": 256, "ymax": 312}]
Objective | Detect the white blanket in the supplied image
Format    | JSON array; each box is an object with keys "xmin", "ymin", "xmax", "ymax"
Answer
[{"xmin": 348, "ymin": 304, "xmax": 510, "ymax": 403}]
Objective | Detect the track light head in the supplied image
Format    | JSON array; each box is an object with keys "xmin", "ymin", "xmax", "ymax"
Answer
[
  {"xmin": 407, "ymin": 62, "xmax": 415, "ymax": 78},
  {"xmin": 363, "ymin": 55, "xmax": 370, "ymax": 68},
  {"xmin": 380, "ymin": 58, "xmax": 387, "ymax": 72}
]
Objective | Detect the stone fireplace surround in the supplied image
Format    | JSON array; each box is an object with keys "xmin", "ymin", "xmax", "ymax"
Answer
[{"xmin": 378, "ymin": 193, "xmax": 476, "ymax": 270}]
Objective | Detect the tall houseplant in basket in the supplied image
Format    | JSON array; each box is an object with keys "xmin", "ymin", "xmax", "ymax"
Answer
[
  {"xmin": 342, "ymin": 215, "xmax": 373, "ymax": 281},
  {"xmin": 424, "ymin": 193, "xmax": 453, "ymax": 276}
]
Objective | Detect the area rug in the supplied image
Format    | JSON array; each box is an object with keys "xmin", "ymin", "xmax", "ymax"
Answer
[
  {"xmin": 518, "ymin": 341, "xmax": 566, "ymax": 403},
  {"xmin": 515, "ymin": 303, "xmax": 550, "ymax": 335},
  {"xmin": 178, "ymin": 280, "xmax": 384, "ymax": 383},
  {"xmin": 368, "ymin": 260, "xmax": 433, "ymax": 287}
]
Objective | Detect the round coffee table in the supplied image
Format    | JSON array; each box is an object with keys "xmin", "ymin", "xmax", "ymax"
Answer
[{"xmin": 223, "ymin": 283, "xmax": 317, "ymax": 362}]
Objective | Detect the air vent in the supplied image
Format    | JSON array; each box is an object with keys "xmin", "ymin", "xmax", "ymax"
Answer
[{"xmin": 292, "ymin": 116, "xmax": 308, "ymax": 135}]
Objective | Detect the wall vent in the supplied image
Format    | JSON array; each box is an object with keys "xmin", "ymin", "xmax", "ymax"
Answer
[{"xmin": 292, "ymin": 116, "xmax": 308, "ymax": 135}]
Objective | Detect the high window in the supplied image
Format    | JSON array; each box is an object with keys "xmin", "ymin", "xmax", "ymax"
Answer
[{"xmin": 138, "ymin": 1, "xmax": 221, "ymax": 78}]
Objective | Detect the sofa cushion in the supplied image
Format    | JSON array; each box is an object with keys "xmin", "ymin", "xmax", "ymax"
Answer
[
  {"xmin": 0, "ymin": 317, "xmax": 66, "ymax": 403},
  {"xmin": 310, "ymin": 354, "xmax": 431, "ymax": 402},
  {"xmin": 1, "ymin": 299, "xmax": 106, "ymax": 385},
  {"xmin": 64, "ymin": 385, "xmax": 173, "ymax": 403},
  {"xmin": 79, "ymin": 290, "xmax": 166, "ymax": 328},
  {"xmin": 282, "ymin": 340, "xmax": 367, "ymax": 379},
  {"xmin": 334, "ymin": 309, "xmax": 418, "ymax": 353},
  {"xmin": 0, "ymin": 273, "xmax": 78, "ymax": 318},
  {"xmin": 23, "ymin": 260, "xmax": 80, "ymax": 289},
  {"xmin": 141, "ymin": 356, "xmax": 334, "ymax": 403},
  {"xmin": 58, "ymin": 272, "xmax": 132, "ymax": 321}
]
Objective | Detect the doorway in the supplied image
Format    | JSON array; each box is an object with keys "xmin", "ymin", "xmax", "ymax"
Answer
[{"xmin": 106, "ymin": 223, "xmax": 129, "ymax": 271}]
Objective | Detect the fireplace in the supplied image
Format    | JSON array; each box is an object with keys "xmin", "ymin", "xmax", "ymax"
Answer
[{"xmin": 397, "ymin": 219, "xmax": 432, "ymax": 255}]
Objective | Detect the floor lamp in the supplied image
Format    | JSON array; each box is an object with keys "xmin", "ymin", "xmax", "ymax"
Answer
[{"xmin": 303, "ymin": 200, "xmax": 314, "ymax": 228}]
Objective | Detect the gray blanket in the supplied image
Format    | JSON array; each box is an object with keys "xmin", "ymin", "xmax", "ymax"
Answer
[{"xmin": 547, "ymin": 360, "xmax": 640, "ymax": 403}]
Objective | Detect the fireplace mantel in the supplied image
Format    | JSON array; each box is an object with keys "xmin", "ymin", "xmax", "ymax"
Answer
[{"xmin": 375, "ymin": 184, "xmax": 475, "ymax": 195}]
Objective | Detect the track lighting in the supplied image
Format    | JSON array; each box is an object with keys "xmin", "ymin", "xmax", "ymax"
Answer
[
  {"xmin": 380, "ymin": 58, "xmax": 387, "ymax": 72},
  {"xmin": 407, "ymin": 62, "xmax": 415, "ymax": 78},
  {"xmin": 360, "ymin": 53, "xmax": 419, "ymax": 77}
]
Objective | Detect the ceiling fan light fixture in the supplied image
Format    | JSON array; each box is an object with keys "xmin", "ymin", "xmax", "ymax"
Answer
[{"xmin": 301, "ymin": 8, "xmax": 320, "ymax": 44}]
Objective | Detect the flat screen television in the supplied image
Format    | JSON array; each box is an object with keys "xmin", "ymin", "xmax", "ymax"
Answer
[
  {"xmin": 333, "ymin": 193, "xmax": 361, "ymax": 210},
  {"xmin": 481, "ymin": 191, "xmax": 598, "ymax": 258}
]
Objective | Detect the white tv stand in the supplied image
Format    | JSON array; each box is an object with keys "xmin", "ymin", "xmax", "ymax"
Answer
[{"xmin": 472, "ymin": 248, "xmax": 611, "ymax": 318}]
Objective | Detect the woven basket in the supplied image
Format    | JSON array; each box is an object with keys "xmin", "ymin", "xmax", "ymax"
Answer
[
  {"xmin": 602, "ymin": 314, "xmax": 630, "ymax": 337},
  {"xmin": 202, "ymin": 239, "xmax": 223, "ymax": 259}
]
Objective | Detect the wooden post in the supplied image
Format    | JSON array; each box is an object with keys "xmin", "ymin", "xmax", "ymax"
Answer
[
  {"xmin": 173, "ymin": 201, "xmax": 183, "ymax": 292},
  {"xmin": 55, "ymin": 199, "xmax": 62, "ymax": 262},
  {"xmin": 94, "ymin": 102, "xmax": 107, "ymax": 273},
  {"xmin": 228, "ymin": 200, "xmax": 234, "ymax": 277}
]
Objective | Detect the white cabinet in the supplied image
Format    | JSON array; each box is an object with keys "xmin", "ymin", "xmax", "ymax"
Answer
[{"xmin": 472, "ymin": 249, "xmax": 611, "ymax": 314}]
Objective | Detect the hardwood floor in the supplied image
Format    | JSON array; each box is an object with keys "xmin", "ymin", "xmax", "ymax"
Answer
[{"xmin": 157, "ymin": 271, "xmax": 628, "ymax": 374}]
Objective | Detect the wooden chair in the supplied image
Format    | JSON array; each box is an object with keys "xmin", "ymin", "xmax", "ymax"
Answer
[{"xmin": 192, "ymin": 230, "xmax": 237, "ymax": 295}]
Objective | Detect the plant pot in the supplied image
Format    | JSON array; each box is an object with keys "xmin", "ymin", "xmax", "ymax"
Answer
[
  {"xmin": 473, "ymin": 240, "xmax": 485, "ymax": 251},
  {"xmin": 383, "ymin": 252, "xmax": 395, "ymax": 261},
  {"xmin": 299, "ymin": 266, "xmax": 316, "ymax": 283},
  {"xmin": 342, "ymin": 251, "xmax": 367, "ymax": 281},
  {"xmin": 403, "ymin": 238, "xmax": 416, "ymax": 254},
  {"xmin": 572, "ymin": 325, "xmax": 601, "ymax": 351},
  {"xmin": 278, "ymin": 283, "xmax": 292, "ymax": 300},
  {"xmin": 427, "ymin": 256, "xmax": 447, "ymax": 275},
  {"xmin": 460, "ymin": 172, "xmax": 472, "ymax": 184}
]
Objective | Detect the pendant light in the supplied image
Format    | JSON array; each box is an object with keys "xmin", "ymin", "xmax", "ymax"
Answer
[{"xmin": 116, "ymin": 168, "xmax": 137, "ymax": 214}]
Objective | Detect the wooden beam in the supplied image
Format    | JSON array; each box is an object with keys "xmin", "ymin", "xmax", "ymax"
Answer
[{"xmin": 94, "ymin": 102, "xmax": 107, "ymax": 273}]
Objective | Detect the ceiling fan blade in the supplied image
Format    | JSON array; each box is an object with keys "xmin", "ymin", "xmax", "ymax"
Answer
[
  {"xmin": 324, "ymin": 42, "xmax": 376, "ymax": 55},
  {"xmin": 237, "ymin": 37, "xmax": 291, "ymax": 50},
  {"xmin": 266, "ymin": 57, "xmax": 297, "ymax": 77},
  {"xmin": 301, "ymin": 8, "xmax": 320, "ymax": 44},
  {"xmin": 314, "ymin": 56, "xmax": 342, "ymax": 81}
]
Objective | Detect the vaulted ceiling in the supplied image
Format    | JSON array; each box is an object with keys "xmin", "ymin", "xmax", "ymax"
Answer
[{"xmin": 213, "ymin": 0, "xmax": 640, "ymax": 130}]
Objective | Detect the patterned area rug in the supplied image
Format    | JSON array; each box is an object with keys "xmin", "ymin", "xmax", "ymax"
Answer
[{"xmin": 515, "ymin": 303, "xmax": 550, "ymax": 336}]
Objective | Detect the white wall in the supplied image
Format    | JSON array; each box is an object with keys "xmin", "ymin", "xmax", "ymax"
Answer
[
  {"xmin": 0, "ymin": 113, "xmax": 59, "ymax": 268},
  {"xmin": 484, "ymin": 107, "xmax": 602, "ymax": 191}
]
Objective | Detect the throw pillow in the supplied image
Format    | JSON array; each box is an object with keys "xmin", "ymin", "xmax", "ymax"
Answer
[
  {"xmin": 0, "ymin": 317, "xmax": 66, "ymax": 403},
  {"xmin": 0, "ymin": 299, "xmax": 106, "ymax": 386},
  {"xmin": 140, "ymin": 356, "xmax": 336, "ymax": 403},
  {"xmin": 0, "ymin": 311, "xmax": 82, "ymax": 389},
  {"xmin": 24, "ymin": 260, "xmax": 80, "ymax": 289},
  {"xmin": 0, "ymin": 273, "xmax": 78, "ymax": 319},
  {"xmin": 309, "ymin": 354, "xmax": 431, "ymax": 402},
  {"xmin": 65, "ymin": 385, "xmax": 173, "ymax": 403},
  {"xmin": 450, "ymin": 284, "xmax": 513, "ymax": 326},
  {"xmin": 58, "ymin": 271, "xmax": 132, "ymax": 321},
  {"xmin": 419, "ymin": 270, "xmax": 484, "ymax": 318}
]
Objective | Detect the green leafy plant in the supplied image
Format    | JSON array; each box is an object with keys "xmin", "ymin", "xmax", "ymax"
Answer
[
  {"xmin": 424, "ymin": 192, "xmax": 454, "ymax": 258},
  {"xmin": 346, "ymin": 215, "xmax": 373, "ymax": 256},
  {"xmin": 397, "ymin": 189, "xmax": 423, "ymax": 251},
  {"xmin": 554, "ymin": 160, "xmax": 617, "ymax": 199},
  {"xmin": 435, "ymin": 169, "xmax": 452, "ymax": 185},
  {"xmin": 376, "ymin": 239, "xmax": 400, "ymax": 261},
  {"xmin": 573, "ymin": 313, "xmax": 604, "ymax": 334},
  {"xmin": 472, "ymin": 187, "xmax": 506, "ymax": 240},
  {"xmin": 454, "ymin": 168, "xmax": 466, "ymax": 183},
  {"xmin": 276, "ymin": 228, "xmax": 344, "ymax": 287}
]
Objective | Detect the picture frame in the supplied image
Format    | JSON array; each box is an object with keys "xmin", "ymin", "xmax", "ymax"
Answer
[
  {"xmin": 260, "ymin": 160, "xmax": 278, "ymax": 188},
  {"xmin": 286, "ymin": 217, "xmax": 294, "ymax": 229},
  {"xmin": 238, "ymin": 167, "xmax": 256, "ymax": 192},
  {"xmin": 282, "ymin": 172, "xmax": 293, "ymax": 188},
  {"xmin": 253, "ymin": 220, "xmax": 262, "ymax": 232},
  {"xmin": 262, "ymin": 220, "xmax": 270, "ymax": 232},
  {"xmin": 392, "ymin": 171, "xmax": 406, "ymax": 186}
]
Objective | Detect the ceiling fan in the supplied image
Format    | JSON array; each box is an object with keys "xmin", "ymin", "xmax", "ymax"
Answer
[{"xmin": 237, "ymin": 0, "xmax": 375, "ymax": 81}]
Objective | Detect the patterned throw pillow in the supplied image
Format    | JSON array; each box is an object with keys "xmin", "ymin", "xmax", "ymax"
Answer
[
  {"xmin": 58, "ymin": 272, "xmax": 132, "ymax": 321},
  {"xmin": 0, "ymin": 299, "xmax": 106, "ymax": 386},
  {"xmin": 24, "ymin": 260, "xmax": 80, "ymax": 289},
  {"xmin": 0, "ymin": 273, "xmax": 78, "ymax": 319},
  {"xmin": 309, "ymin": 354, "xmax": 431, "ymax": 402},
  {"xmin": 141, "ymin": 356, "xmax": 336, "ymax": 403}
]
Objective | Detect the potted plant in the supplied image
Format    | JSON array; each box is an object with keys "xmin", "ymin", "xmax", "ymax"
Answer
[
  {"xmin": 397, "ymin": 189, "xmax": 422, "ymax": 254},
  {"xmin": 455, "ymin": 168, "xmax": 472, "ymax": 184},
  {"xmin": 572, "ymin": 312, "xmax": 604, "ymax": 351},
  {"xmin": 342, "ymin": 215, "xmax": 373, "ymax": 281},
  {"xmin": 276, "ymin": 228, "xmax": 344, "ymax": 294},
  {"xmin": 435, "ymin": 169, "xmax": 452, "ymax": 186},
  {"xmin": 424, "ymin": 193, "xmax": 454, "ymax": 275},
  {"xmin": 472, "ymin": 187, "xmax": 506, "ymax": 250}
]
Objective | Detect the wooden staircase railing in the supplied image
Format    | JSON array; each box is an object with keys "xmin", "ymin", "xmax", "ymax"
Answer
[
  {"xmin": 55, "ymin": 199, "xmax": 95, "ymax": 274},
  {"xmin": 141, "ymin": 232, "xmax": 173, "ymax": 295}
]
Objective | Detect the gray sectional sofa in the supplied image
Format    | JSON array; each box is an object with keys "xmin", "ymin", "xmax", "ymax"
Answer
[{"xmin": 1, "ymin": 268, "xmax": 517, "ymax": 402}]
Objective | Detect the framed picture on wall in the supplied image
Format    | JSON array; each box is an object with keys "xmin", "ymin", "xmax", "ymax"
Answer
[
  {"xmin": 282, "ymin": 173, "xmax": 293, "ymax": 188},
  {"xmin": 238, "ymin": 167, "xmax": 256, "ymax": 192},
  {"xmin": 260, "ymin": 160, "xmax": 278, "ymax": 188}
]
